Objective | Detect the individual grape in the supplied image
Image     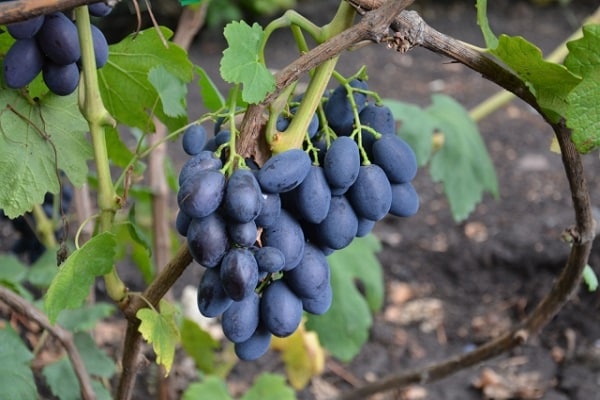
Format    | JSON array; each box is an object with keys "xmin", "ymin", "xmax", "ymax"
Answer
[
  {"xmin": 220, "ymin": 248, "xmax": 259, "ymax": 301},
  {"xmin": 182, "ymin": 124, "xmax": 207, "ymax": 156},
  {"xmin": 223, "ymin": 169, "xmax": 263, "ymax": 223},
  {"xmin": 301, "ymin": 282, "xmax": 332, "ymax": 315},
  {"xmin": 178, "ymin": 151, "xmax": 222, "ymax": 186},
  {"xmin": 42, "ymin": 62, "xmax": 79, "ymax": 96},
  {"xmin": 37, "ymin": 13, "xmax": 81, "ymax": 65},
  {"xmin": 323, "ymin": 79, "xmax": 368, "ymax": 136},
  {"xmin": 254, "ymin": 192, "xmax": 281, "ymax": 228},
  {"xmin": 359, "ymin": 103, "xmax": 396, "ymax": 150},
  {"xmin": 234, "ymin": 324, "xmax": 272, "ymax": 361},
  {"xmin": 222, "ymin": 292, "xmax": 260, "ymax": 343},
  {"xmin": 175, "ymin": 210, "xmax": 191, "ymax": 236},
  {"xmin": 213, "ymin": 116, "xmax": 225, "ymax": 135},
  {"xmin": 90, "ymin": 24, "xmax": 109, "ymax": 68},
  {"xmin": 323, "ymin": 136, "xmax": 360, "ymax": 194},
  {"xmin": 292, "ymin": 165, "xmax": 331, "ymax": 224},
  {"xmin": 314, "ymin": 195, "xmax": 358, "ymax": 250},
  {"xmin": 257, "ymin": 149, "xmax": 311, "ymax": 193},
  {"xmin": 284, "ymin": 243, "xmax": 330, "ymax": 299},
  {"xmin": 7, "ymin": 15, "xmax": 45, "ymax": 39},
  {"xmin": 389, "ymin": 182, "xmax": 420, "ymax": 217},
  {"xmin": 3, "ymin": 38, "xmax": 44, "ymax": 88},
  {"xmin": 89, "ymin": 2, "xmax": 114, "ymax": 17},
  {"xmin": 260, "ymin": 280, "xmax": 303, "ymax": 337},
  {"xmin": 261, "ymin": 210, "xmax": 305, "ymax": 271},
  {"xmin": 203, "ymin": 137, "xmax": 217, "ymax": 152},
  {"xmin": 254, "ymin": 246, "xmax": 285, "ymax": 274},
  {"xmin": 347, "ymin": 164, "xmax": 392, "ymax": 221},
  {"xmin": 356, "ymin": 218, "xmax": 375, "ymax": 237},
  {"xmin": 214, "ymin": 130, "xmax": 231, "ymax": 147},
  {"xmin": 227, "ymin": 220, "xmax": 258, "ymax": 248},
  {"xmin": 177, "ymin": 169, "xmax": 225, "ymax": 219},
  {"xmin": 197, "ymin": 267, "xmax": 233, "ymax": 318},
  {"xmin": 187, "ymin": 213, "xmax": 230, "ymax": 268},
  {"xmin": 372, "ymin": 134, "xmax": 418, "ymax": 184}
]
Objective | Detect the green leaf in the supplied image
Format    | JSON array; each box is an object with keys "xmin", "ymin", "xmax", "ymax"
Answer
[
  {"xmin": 99, "ymin": 27, "xmax": 193, "ymax": 132},
  {"xmin": 27, "ymin": 249, "xmax": 59, "ymax": 289},
  {"xmin": 137, "ymin": 300, "xmax": 180, "ymax": 374},
  {"xmin": 196, "ymin": 66, "xmax": 226, "ymax": 112},
  {"xmin": 0, "ymin": 254, "xmax": 29, "ymax": 296},
  {"xmin": 105, "ymin": 126, "xmax": 146, "ymax": 174},
  {"xmin": 45, "ymin": 232, "xmax": 117, "ymax": 323},
  {"xmin": 74, "ymin": 332, "xmax": 116, "ymax": 378},
  {"xmin": 427, "ymin": 94, "xmax": 498, "ymax": 222},
  {"xmin": 305, "ymin": 235, "xmax": 383, "ymax": 361},
  {"xmin": 57, "ymin": 303, "xmax": 115, "ymax": 332},
  {"xmin": 565, "ymin": 24, "xmax": 600, "ymax": 78},
  {"xmin": 182, "ymin": 376, "xmax": 233, "ymax": 400},
  {"xmin": 148, "ymin": 65, "xmax": 188, "ymax": 118},
  {"xmin": 475, "ymin": 0, "xmax": 498, "ymax": 49},
  {"xmin": 126, "ymin": 204, "xmax": 153, "ymax": 257},
  {"xmin": 220, "ymin": 21, "xmax": 275, "ymax": 104},
  {"xmin": 0, "ymin": 326, "xmax": 37, "ymax": 400},
  {"xmin": 180, "ymin": 0, "xmax": 204, "ymax": 5},
  {"xmin": 0, "ymin": 92, "xmax": 91, "ymax": 218},
  {"xmin": 180, "ymin": 318, "xmax": 220, "ymax": 374},
  {"xmin": 241, "ymin": 373, "xmax": 296, "ymax": 400},
  {"xmin": 583, "ymin": 265, "xmax": 598, "ymax": 292},
  {"xmin": 43, "ymin": 357, "xmax": 79, "ymax": 400}
]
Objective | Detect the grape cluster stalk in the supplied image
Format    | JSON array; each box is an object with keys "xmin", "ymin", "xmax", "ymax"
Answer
[{"xmin": 176, "ymin": 79, "xmax": 419, "ymax": 360}]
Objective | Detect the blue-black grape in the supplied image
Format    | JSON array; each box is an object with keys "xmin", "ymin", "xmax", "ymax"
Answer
[
  {"xmin": 7, "ymin": 15, "xmax": 45, "ymax": 39},
  {"xmin": 220, "ymin": 248, "xmax": 259, "ymax": 301},
  {"xmin": 175, "ymin": 210, "xmax": 191, "ymax": 236},
  {"xmin": 254, "ymin": 246, "xmax": 285, "ymax": 273},
  {"xmin": 261, "ymin": 210, "xmax": 305, "ymax": 271},
  {"xmin": 284, "ymin": 243, "xmax": 329, "ymax": 299},
  {"xmin": 227, "ymin": 221, "xmax": 257, "ymax": 247},
  {"xmin": 177, "ymin": 169, "xmax": 225, "ymax": 219},
  {"xmin": 197, "ymin": 267, "xmax": 233, "ymax": 318},
  {"xmin": 314, "ymin": 195, "xmax": 358, "ymax": 250},
  {"xmin": 324, "ymin": 79, "xmax": 368, "ymax": 136},
  {"xmin": 356, "ymin": 218, "xmax": 375, "ymax": 237},
  {"xmin": 323, "ymin": 136, "xmax": 360, "ymax": 194},
  {"xmin": 260, "ymin": 280, "xmax": 303, "ymax": 337},
  {"xmin": 389, "ymin": 182, "xmax": 420, "ymax": 217},
  {"xmin": 42, "ymin": 62, "xmax": 79, "ymax": 96},
  {"xmin": 178, "ymin": 151, "xmax": 222, "ymax": 186},
  {"xmin": 347, "ymin": 164, "xmax": 392, "ymax": 221},
  {"xmin": 301, "ymin": 282, "xmax": 332, "ymax": 315},
  {"xmin": 89, "ymin": 2, "xmax": 114, "ymax": 17},
  {"xmin": 222, "ymin": 292, "xmax": 260, "ymax": 343},
  {"xmin": 257, "ymin": 149, "xmax": 311, "ymax": 193},
  {"xmin": 90, "ymin": 24, "xmax": 109, "ymax": 68},
  {"xmin": 187, "ymin": 213, "xmax": 230, "ymax": 267},
  {"xmin": 234, "ymin": 324, "xmax": 272, "ymax": 361},
  {"xmin": 292, "ymin": 165, "xmax": 331, "ymax": 224},
  {"xmin": 214, "ymin": 130, "xmax": 231, "ymax": 147},
  {"xmin": 372, "ymin": 134, "xmax": 418, "ymax": 184},
  {"xmin": 3, "ymin": 38, "xmax": 44, "ymax": 88},
  {"xmin": 223, "ymin": 169, "xmax": 263, "ymax": 223},
  {"xmin": 359, "ymin": 103, "xmax": 396, "ymax": 150},
  {"xmin": 182, "ymin": 124, "xmax": 208, "ymax": 156},
  {"xmin": 254, "ymin": 192, "xmax": 281, "ymax": 228},
  {"xmin": 37, "ymin": 13, "xmax": 81, "ymax": 65}
]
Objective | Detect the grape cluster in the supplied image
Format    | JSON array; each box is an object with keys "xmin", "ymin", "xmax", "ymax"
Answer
[
  {"xmin": 177, "ymin": 79, "xmax": 419, "ymax": 360},
  {"xmin": 2, "ymin": 3, "xmax": 112, "ymax": 96}
]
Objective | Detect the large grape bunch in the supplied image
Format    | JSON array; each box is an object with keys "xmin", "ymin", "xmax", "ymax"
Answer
[
  {"xmin": 2, "ymin": 3, "xmax": 112, "ymax": 96},
  {"xmin": 176, "ymin": 78, "xmax": 419, "ymax": 360}
]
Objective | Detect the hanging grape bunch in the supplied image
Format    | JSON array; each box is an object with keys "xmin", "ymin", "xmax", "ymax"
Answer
[
  {"xmin": 3, "ymin": 3, "xmax": 112, "ymax": 96},
  {"xmin": 176, "ymin": 77, "xmax": 419, "ymax": 361}
]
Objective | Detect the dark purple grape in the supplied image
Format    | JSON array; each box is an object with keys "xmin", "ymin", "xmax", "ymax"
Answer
[
  {"xmin": 323, "ymin": 79, "xmax": 368, "ymax": 136},
  {"xmin": 187, "ymin": 213, "xmax": 230, "ymax": 267},
  {"xmin": 7, "ymin": 15, "xmax": 45, "ymax": 39},
  {"xmin": 227, "ymin": 221, "xmax": 257, "ymax": 247},
  {"xmin": 283, "ymin": 243, "xmax": 329, "ymax": 299},
  {"xmin": 292, "ymin": 165, "xmax": 331, "ymax": 224},
  {"xmin": 372, "ymin": 134, "xmax": 418, "ymax": 184},
  {"xmin": 323, "ymin": 136, "xmax": 360, "ymax": 194},
  {"xmin": 356, "ymin": 218, "xmax": 375, "ymax": 237},
  {"xmin": 257, "ymin": 149, "xmax": 311, "ymax": 194},
  {"xmin": 90, "ymin": 24, "xmax": 109, "ymax": 68},
  {"xmin": 301, "ymin": 282, "xmax": 332, "ymax": 315},
  {"xmin": 359, "ymin": 103, "xmax": 395, "ymax": 150},
  {"xmin": 222, "ymin": 292, "xmax": 260, "ymax": 343},
  {"xmin": 3, "ymin": 38, "xmax": 44, "ymax": 88},
  {"xmin": 254, "ymin": 192, "xmax": 281, "ymax": 228},
  {"xmin": 261, "ymin": 210, "xmax": 305, "ymax": 271},
  {"xmin": 347, "ymin": 164, "xmax": 392, "ymax": 221},
  {"xmin": 223, "ymin": 169, "xmax": 263, "ymax": 223},
  {"xmin": 234, "ymin": 324, "xmax": 271, "ymax": 361},
  {"xmin": 197, "ymin": 267, "xmax": 233, "ymax": 317},
  {"xmin": 220, "ymin": 248, "xmax": 259, "ymax": 301},
  {"xmin": 315, "ymin": 195, "xmax": 358, "ymax": 250},
  {"xmin": 214, "ymin": 130, "xmax": 231, "ymax": 147},
  {"xmin": 260, "ymin": 280, "xmax": 303, "ymax": 337},
  {"xmin": 254, "ymin": 246, "xmax": 285, "ymax": 273},
  {"xmin": 177, "ymin": 169, "xmax": 225, "ymax": 219},
  {"xmin": 43, "ymin": 62, "xmax": 79, "ymax": 96},
  {"xmin": 37, "ymin": 13, "xmax": 81, "ymax": 65},
  {"xmin": 175, "ymin": 210, "xmax": 191, "ymax": 236},
  {"xmin": 182, "ymin": 124, "xmax": 207, "ymax": 156},
  {"xmin": 389, "ymin": 182, "xmax": 419, "ymax": 217},
  {"xmin": 178, "ymin": 151, "xmax": 222, "ymax": 186},
  {"xmin": 89, "ymin": 2, "xmax": 114, "ymax": 17}
]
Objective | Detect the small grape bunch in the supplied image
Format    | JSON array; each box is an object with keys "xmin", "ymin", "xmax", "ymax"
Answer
[{"xmin": 3, "ymin": 3, "xmax": 112, "ymax": 96}]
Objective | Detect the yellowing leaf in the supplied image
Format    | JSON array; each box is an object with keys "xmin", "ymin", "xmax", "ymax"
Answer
[{"xmin": 137, "ymin": 300, "xmax": 180, "ymax": 375}]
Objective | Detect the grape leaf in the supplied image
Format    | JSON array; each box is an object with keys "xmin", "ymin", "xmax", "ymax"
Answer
[
  {"xmin": 43, "ymin": 357, "xmax": 80, "ymax": 400},
  {"xmin": 196, "ymin": 66, "xmax": 226, "ymax": 112},
  {"xmin": 565, "ymin": 24, "xmax": 600, "ymax": 77},
  {"xmin": 98, "ymin": 27, "xmax": 193, "ymax": 132},
  {"xmin": 27, "ymin": 249, "xmax": 59, "ymax": 289},
  {"xmin": 57, "ymin": 303, "xmax": 115, "ymax": 332},
  {"xmin": 45, "ymin": 232, "xmax": 117, "ymax": 323},
  {"xmin": 475, "ymin": 0, "xmax": 498, "ymax": 49},
  {"xmin": 0, "ymin": 254, "xmax": 30, "ymax": 297},
  {"xmin": 241, "ymin": 373, "xmax": 296, "ymax": 400},
  {"xmin": 182, "ymin": 376, "xmax": 233, "ymax": 400},
  {"xmin": 220, "ymin": 21, "xmax": 275, "ymax": 104},
  {"xmin": 305, "ymin": 235, "xmax": 383, "ymax": 361},
  {"xmin": 148, "ymin": 65, "xmax": 188, "ymax": 118},
  {"xmin": 137, "ymin": 299, "xmax": 180, "ymax": 375},
  {"xmin": 74, "ymin": 332, "xmax": 116, "ymax": 378},
  {"xmin": 0, "ymin": 326, "xmax": 36, "ymax": 400},
  {"xmin": 180, "ymin": 318, "xmax": 220, "ymax": 374},
  {"xmin": 0, "ymin": 91, "xmax": 91, "ymax": 218}
]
